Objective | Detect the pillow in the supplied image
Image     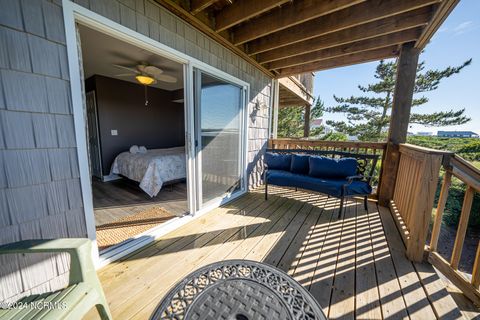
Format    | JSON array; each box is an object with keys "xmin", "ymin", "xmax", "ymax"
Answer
[
  {"xmin": 129, "ymin": 145, "xmax": 139, "ymax": 154},
  {"xmin": 290, "ymin": 154, "xmax": 310, "ymax": 174},
  {"xmin": 265, "ymin": 152, "xmax": 292, "ymax": 171},
  {"xmin": 308, "ymin": 156, "xmax": 357, "ymax": 179}
]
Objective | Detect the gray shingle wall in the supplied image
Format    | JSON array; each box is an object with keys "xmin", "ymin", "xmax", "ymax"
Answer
[
  {"xmin": 0, "ymin": 0, "xmax": 86, "ymax": 302},
  {"xmin": 0, "ymin": 0, "xmax": 271, "ymax": 301}
]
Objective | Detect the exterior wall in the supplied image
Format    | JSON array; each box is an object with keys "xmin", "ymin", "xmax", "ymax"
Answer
[
  {"xmin": 0, "ymin": 0, "xmax": 86, "ymax": 302},
  {"xmin": 0, "ymin": 0, "xmax": 271, "ymax": 301}
]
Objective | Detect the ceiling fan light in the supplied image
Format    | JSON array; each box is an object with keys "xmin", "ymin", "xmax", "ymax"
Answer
[{"xmin": 136, "ymin": 75, "xmax": 155, "ymax": 85}]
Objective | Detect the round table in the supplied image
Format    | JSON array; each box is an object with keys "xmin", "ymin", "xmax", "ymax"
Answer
[{"xmin": 152, "ymin": 260, "xmax": 326, "ymax": 320}]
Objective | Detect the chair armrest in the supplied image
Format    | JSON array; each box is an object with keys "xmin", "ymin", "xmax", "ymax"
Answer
[
  {"xmin": 0, "ymin": 238, "xmax": 96, "ymax": 286},
  {"xmin": 0, "ymin": 238, "xmax": 89, "ymax": 254},
  {"xmin": 345, "ymin": 175, "xmax": 365, "ymax": 184}
]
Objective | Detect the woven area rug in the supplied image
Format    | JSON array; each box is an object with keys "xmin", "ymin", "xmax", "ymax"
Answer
[{"xmin": 96, "ymin": 206, "xmax": 176, "ymax": 250}]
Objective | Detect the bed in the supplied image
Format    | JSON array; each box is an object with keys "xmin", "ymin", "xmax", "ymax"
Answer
[{"xmin": 110, "ymin": 146, "xmax": 186, "ymax": 197}]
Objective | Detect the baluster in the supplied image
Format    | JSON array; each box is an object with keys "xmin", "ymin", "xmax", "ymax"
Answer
[
  {"xmin": 430, "ymin": 170, "xmax": 452, "ymax": 251},
  {"xmin": 472, "ymin": 242, "xmax": 480, "ymax": 288},
  {"xmin": 451, "ymin": 186, "xmax": 475, "ymax": 270}
]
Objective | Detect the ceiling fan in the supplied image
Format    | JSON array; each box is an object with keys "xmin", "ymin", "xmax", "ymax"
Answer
[{"xmin": 113, "ymin": 63, "xmax": 178, "ymax": 106}]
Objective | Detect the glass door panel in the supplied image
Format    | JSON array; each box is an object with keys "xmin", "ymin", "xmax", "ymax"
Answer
[{"xmin": 194, "ymin": 70, "xmax": 244, "ymax": 208}]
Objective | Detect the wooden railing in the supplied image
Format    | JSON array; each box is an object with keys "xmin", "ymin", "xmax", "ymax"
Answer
[
  {"xmin": 388, "ymin": 144, "xmax": 448, "ymax": 262},
  {"xmin": 268, "ymin": 139, "xmax": 387, "ymax": 194},
  {"xmin": 427, "ymin": 154, "xmax": 480, "ymax": 305},
  {"xmin": 269, "ymin": 139, "xmax": 480, "ymax": 304}
]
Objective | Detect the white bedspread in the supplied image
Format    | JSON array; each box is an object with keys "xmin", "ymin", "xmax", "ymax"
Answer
[{"xmin": 111, "ymin": 146, "xmax": 186, "ymax": 197}]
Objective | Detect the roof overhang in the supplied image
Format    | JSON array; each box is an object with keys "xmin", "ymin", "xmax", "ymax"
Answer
[{"xmin": 153, "ymin": 0, "xmax": 458, "ymax": 78}]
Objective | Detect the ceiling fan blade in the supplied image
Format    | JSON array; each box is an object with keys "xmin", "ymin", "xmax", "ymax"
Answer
[
  {"xmin": 154, "ymin": 73, "xmax": 177, "ymax": 83},
  {"xmin": 113, "ymin": 64, "xmax": 140, "ymax": 74},
  {"xmin": 144, "ymin": 65, "xmax": 163, "ymax": 76},
  {"xmin": 114, "ymin": 73, "xmax": 135, "ymax": 77}
]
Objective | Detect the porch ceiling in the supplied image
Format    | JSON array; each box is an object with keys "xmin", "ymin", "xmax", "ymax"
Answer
[{"xmin": 153, "ymin": 0, "xmax": 458, "ymax": 77}]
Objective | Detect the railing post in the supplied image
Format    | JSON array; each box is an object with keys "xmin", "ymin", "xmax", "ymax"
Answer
[
  {"xmin": 378, "ymin": 42, "xmax": 420, "ymax": 206},
  {"xmin": 405, "ymin": 151, "xmax": 443, "ymax": 261}
]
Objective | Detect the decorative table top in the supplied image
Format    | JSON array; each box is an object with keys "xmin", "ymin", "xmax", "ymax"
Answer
[{"xmin": 152, "ymin": 260, "xmax": 327, "ymax": 320}]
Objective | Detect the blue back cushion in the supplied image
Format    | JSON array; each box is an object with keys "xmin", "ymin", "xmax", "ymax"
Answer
[
  {"xmin": 290, "ymin": 154, "xmax": 310, "ymax": 174},
  {"xmin": 309, "ymin": 156, "xmax": 358, "ymax": 179},
  {"xmin": 265, "ymin": 152, "xmax": 292, "ymax": 171}
]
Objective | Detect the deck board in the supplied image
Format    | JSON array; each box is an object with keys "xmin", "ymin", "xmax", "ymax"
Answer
[{"xmin": 87, "ymin": 187, "xmax": 462, "ymax": 319}]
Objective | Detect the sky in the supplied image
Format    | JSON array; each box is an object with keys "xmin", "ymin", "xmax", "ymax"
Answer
[{"xmin": 313, "ymin": 0, "xmax": 480, "ymax": 135}]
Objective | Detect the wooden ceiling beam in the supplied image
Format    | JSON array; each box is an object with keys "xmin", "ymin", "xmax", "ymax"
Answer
[
  {"xmin": 268, "ymin": 28, "xmax": 422, "ymax": 70},
  {"xmin": 276, "ymin": 46, "xmax": 400, "ymax": 77},
  {"xmin": 256, "ymin": 7, "xmax": 431, "ymax": 64},
  {"xmin": 153, "ymin": 0, "xmax": 274, "ymax": 77},
  {"xmin": 246, "ymin": 0, "xmax": 439, "ymax": 55},
  {"xmin": 215, "ymin": 0, "xmax": 291, "ymax": 32},
  {"xmin": 415, "ymin": 0, "xmax": 459, "ymax": 48},
  {"xmin": 190, "ymin": 0, "xmax": 219, "ymax": 15},
  {"xmin": 232, "ymin": 0, "xmax": 364, "ymax": 45}
]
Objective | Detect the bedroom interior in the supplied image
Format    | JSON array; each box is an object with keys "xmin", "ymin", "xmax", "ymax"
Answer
[{"xmin": 78, "ymin": 24, "xmax": 188, "ymax": 252}]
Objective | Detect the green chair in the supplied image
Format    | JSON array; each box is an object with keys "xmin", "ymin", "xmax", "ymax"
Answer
[{"xmin": 0, "ymin": 238, "xmax": 112, "ymax": 320}]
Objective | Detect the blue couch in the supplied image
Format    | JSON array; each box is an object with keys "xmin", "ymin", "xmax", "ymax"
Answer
[{"xmin": 264, "ymin": 150, "xmax": 377, "ymax": 217}]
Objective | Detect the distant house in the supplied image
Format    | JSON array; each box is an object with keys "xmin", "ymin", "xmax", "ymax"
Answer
[
  {"xmin": 437, "ymin": 131, "xmax": 479, "ymax": 138},
  {"xmin": 311, "ymin": 118, "xmax": 323, "ymax": 128}
]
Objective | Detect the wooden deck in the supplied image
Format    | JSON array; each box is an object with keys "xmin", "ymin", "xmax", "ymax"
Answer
[{"xmin": 87, "ymin": 187, "xmax": 463, "ymax": 320}]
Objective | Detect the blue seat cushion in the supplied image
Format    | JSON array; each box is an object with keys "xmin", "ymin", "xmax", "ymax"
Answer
[
  {"xmin": 290, "ymin": 154, "xmax": 310, "ymax": 174},
  {"xmin": 309, "ymin": 156, "xmax": 357, "ymax": 179},
  {"xmin": 266, "ymin": 170, "xmax": 371, "ymax": 197},
  {"xmin": 265, "ymin": 152, "xmax": 292, "ymax": 171}
]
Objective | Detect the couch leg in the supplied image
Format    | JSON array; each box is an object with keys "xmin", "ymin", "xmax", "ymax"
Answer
[
  {"xmin": 338, "ymin": 197, "xmax": 344, "ymax": 219},
  {"xmin": 364, "ymin": 196, "xmax": 368, "ymax": 211},
  {"xmin": 295, "ymin": 187, "xmax": 297, "ymax": 192},
  {"xmin": 265, "ymin": 183, "xmax": 268, "ymax": 200}
]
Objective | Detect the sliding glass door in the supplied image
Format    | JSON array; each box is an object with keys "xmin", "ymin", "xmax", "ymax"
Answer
[{"xmin": 193, "ymin": 69, "xmax": 246, "ymax": 209}]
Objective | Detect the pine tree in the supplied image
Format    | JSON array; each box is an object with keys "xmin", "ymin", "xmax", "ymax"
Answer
[
  {"xmin": 277, "ymin": 96, "xmax": 325, "ymax": 138},
  {"xmin": 326, "ymin": 58, "xmax": 472, "ymax": 141}
]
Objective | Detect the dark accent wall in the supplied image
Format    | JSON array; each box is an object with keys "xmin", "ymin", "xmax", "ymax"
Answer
[{"xmin": 88, "ymin": 75, "xmax": 184, "ymax": 175}]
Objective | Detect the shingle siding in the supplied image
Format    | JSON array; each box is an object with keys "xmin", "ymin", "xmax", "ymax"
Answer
[
  {"xmin": 0, "ymin": 0, "xmax": 86, "ymax": 303},
  {"xmin": 1, "ymin": 0, "xmax": 271, "ymax": 302},
  {"xmin": 21, "ymin": 0, "xmax": 46, "ymax": 37},
  {"xmin": 2, "ymin": 70, "xmax": 49, "ymax": 112}
]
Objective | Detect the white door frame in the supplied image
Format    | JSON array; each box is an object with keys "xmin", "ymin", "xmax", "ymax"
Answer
[
  {"xmin": 192, "ymin": 68, "xmax": 249, "ymax": 211},
  {"xmin": 62, "ymin": 0, "xmax": 250, "ymax": 267}
]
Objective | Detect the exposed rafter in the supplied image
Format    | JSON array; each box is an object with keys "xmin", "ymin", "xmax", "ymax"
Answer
[
  {"xmin": 277, "ymin": 46, "xmax": 400, "ymax": 77},
  {"xmin": 267, "ymin": 28, "xmax": 422, "ymax": 71},
  {"xmin": 246, "ymin": 0, "xmax": 439, "ymax": 55},
  {"xmin": 215, "ymin": 0, "xmax": 290, "ymax": 32},
  {"xmin": 153, "ymin": 0, "xmax": 274, "ymax": 77},
  {"xmin": 151, "ymin": 0, "xmax": 455, "ymax": 79},
  {"xmin": 256, "ymin": 9, "xmax": 431, "ymax": 64},
  {"xmin": 190, "ymin": 0, "xmax": 219, "ymax": 15},
  {"xmin": 232, "ymin": 0, "xmax": 364, "ymax": 45},
  {"xmin": 415, "ymin": 0, "xmax": 460, "ymax": 48}
]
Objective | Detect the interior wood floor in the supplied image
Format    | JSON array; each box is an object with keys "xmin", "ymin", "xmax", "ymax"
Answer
[
  {"xmin": 92, "ymin": 178, "xmax": 188, "ymax": 226},
  {"xmin": 86, "ymin": 186, "xmax": 464, "ymax": 320}
]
